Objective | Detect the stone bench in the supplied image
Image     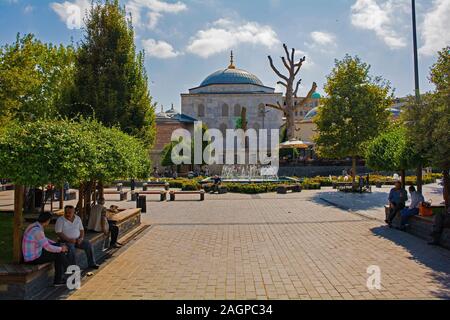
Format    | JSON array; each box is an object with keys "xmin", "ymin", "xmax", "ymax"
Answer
[
  {"xmin": 103, "ymin": 191, "xmax": 128, "ymax": 201},
  {"xmin": 0, "ymin": 208, "xmax": 142, "ymax": 300},
  {"xmin": 143, "ymin": 182, "xmax": 170, "ymax": 191},
  {"xmin": 169, "ymin": 190, "xmax": 205, "ymax": 201},
  {"xmin": 277, "ymin": 184, "xmax": 302, "ymax": 194},
  {"xmin": 384, "ymin": 205, "xmax": 450, "ymax": 249},
  {"xmin": 137, "ymin": 191, "xmax": 167, "ymax": 201}
]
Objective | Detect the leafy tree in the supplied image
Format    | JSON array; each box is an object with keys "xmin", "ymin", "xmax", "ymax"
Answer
[
  {"xmin": 366, "ymin": 125, "xmax": 423, "ymax": 187},
  {"xmin": 314, "ymin": 55, "xmax": 392, "ymax": 183},
  {"xmin": 63, "ymin": 0, "xmax": 156, "ymax": 148},
  {"xmin": 0, "ymin": 34, "xmax": 75, "ymax": 124},
  {"xmin": 403, "ymin": 47, "xmax": 450, "ymax": 207}
]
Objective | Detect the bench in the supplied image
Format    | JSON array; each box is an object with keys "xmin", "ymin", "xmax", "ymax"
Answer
[
  {"xmin": 384, "ymin": 205, "xmax": 450, "ymax": 249},
  {"xmin": 103, "ymin": 190, "xmax": 128, "ymax": 201},
  {"xmin": 277, "ymin": 184, "xmax": 302, "ymax": 194},
  {"xmin": 143, "ymin": 182, "xmax": 170, "ymax": 191},
  {"xmin": 137, "ymin": 191, "xmax": 167, "ymax": 201},
  {"xmin": 0, "ymin": 208, "xmax": 142, "ymax": 300},
  {"xmin": 169, "ymin": 190, "xmax": 205, "ymax": 201}
]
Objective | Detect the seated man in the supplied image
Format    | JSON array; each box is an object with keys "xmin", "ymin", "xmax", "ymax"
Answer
[
  {"xmin": 22, "ymin": 212, "xmax": 69, "ymax": 286},
  {"xmin": 56, "ymin": 205, "xmax": 100, "ymax": 269},
  {"xmin": 386, "ymin": 181, "xmax": 408, "ymax": 227},
  {"xmin": 429, "ymin": 206, "xmax": 450, "ymax": 246},
  {"xmin": 211, "ymin": 175, "xmax": 222, "ymax": 194},
  {"xmin": 88, "ymin": 198, "xmax": 121, "ymax": 249},
  {"xmin": 399, "ymin": 185, "xmax": 424, "ymax": 230}
]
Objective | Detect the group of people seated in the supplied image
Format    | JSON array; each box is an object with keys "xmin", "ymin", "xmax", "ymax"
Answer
[
  {"xmin": 21, "ymin": 198, "xmax": 122, "ymax": 286},
  {"xmin": 386, "ymin": 180, "xmax": 449, "ymax": 246}
]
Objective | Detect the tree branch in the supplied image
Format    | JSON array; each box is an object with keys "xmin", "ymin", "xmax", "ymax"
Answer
[
  {"xmin": 281, "ymin": 57, "xmax": 291, "ymax": 72},
  {"xmin": 266, "ymin": 103, "xmax": 285, "ymax": 112},
  {"xmin": 291, "ymin": 48, "xmax": 295, "ymax": 66},
  {"xmin": 268, "ymin": 56, "xmax": 288, "ymax": 82},
  {"xmin": 277, "ymin": 81, "xmax": 287, "ymax": 88},
  {"xmin": 293, "ymin": 79, "xmax": 302, "ymax": 97},
  {"xmin": 294, "ymin": 56, "xmax": 306, "ymax": 76},
  {"xmin": 283, "ymin": 44, "xmax": 291, "ymax": 64},
  {"xmin": 297, "ymin": 82, "xmax": 318, "ymax": 108}
]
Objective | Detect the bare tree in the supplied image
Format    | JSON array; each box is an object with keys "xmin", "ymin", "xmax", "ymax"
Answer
[{"xmin": 266, "ymin": 44, "xmax": 317, "ymax": 140}]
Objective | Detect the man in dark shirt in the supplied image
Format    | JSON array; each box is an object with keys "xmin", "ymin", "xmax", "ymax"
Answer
[
  {"xmin": 386, "ymin": 181, "xmax": 408, "ymax": 227},
  {"xmin": 211, "ymin": 175, "xmax": 222, "ymax": 194}
]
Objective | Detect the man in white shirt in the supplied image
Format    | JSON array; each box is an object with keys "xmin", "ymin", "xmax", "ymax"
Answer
[
  {"xmin": 55, "ymin": 205, "xmax": 99, "ymax": 269},
  {"xmin": 400, "ymin": 185, "xmax": 425, "ymax": 229}
]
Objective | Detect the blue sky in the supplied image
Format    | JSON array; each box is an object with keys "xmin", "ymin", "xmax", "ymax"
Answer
[{"xmin": 1, "ymin": 0, "xmax": 449, "ymax": 111}]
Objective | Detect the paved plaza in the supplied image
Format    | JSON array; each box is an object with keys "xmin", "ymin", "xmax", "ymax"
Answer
[{"xmin": 66, "ymin": 186, "xmax": 450, "ymax": 300}]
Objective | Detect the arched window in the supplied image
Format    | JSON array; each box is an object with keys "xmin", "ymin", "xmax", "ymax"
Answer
[
  {"xmin": 222, "ymin": 104, "xmax": 229, "ymax": 117},
  {"xmin": 198, "ymin": 104, "xmax": 205, "ymax": 117},
  {"xmin": 234, "ymin": 104, "xmax": 241, "ymax": 117}
]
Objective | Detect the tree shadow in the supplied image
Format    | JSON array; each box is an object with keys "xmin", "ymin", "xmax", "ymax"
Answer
[
  {"xmin": 371, "ymin": 226, "xmax": 450, "ymax": 299},
  {"xmin": 309, "ymin": 190, "xmax": 389, "ymax": 211}
]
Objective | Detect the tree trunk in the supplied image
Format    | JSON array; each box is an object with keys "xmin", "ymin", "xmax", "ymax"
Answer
[
  {"xmin": 98, "ymin": 181, "xmax": 104, "ymax": 200},
  {"xmin": 416, "ymin": 165, "xmax": 423, "ymax": 193},
  {"xmin": 352, "ymin": 157, "xmax": 357, "ymax": 184},
  {"xmin": 59, "ymin": 187, "xmax": 64, "ymax": 210},
  {"xmin": 401, "ymin": 169, "xmax": 406, "ymax": 189},
  {"xmin": 443, "ymin": 169, "xmax": 449, "ymax": 210},
  {"xmin": 286, "ymin": 108, "xmax": 296, "ymax": 140},
  {"xmin": 78, "ymin": 183, "xmax": 85, "ymax": 222},
  {"xmin": 13, "ymin": 185, "xmax": 24, "ymax": 264}
]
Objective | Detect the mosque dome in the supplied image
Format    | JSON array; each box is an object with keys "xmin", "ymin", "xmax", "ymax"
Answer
[
  {"xmin": 311, "ymin": 92, "xmax": 321, "ymax": 99},
  {"xmin": 199, "ymin": 51, "xmax": 264, "ymax": 87}
]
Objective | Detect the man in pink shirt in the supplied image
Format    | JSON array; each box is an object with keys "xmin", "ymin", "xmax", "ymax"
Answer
[{"xmin": 22, "ymin": 212, "xmax": 69, "ymax": 286}]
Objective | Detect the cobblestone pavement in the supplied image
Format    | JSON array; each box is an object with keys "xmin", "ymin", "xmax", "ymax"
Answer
[{"xmin": 68, "ymin": 190, "xmax": 450, "ymax": 300}]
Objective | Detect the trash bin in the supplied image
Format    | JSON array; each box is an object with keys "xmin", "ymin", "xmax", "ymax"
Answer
[
  {"xmin": 136, "ymin": 195, "xmax": 147, "ymax": 213},
  {"xmin": 131, "ymin": 191, "xmax": 138, "ymax": 201}
]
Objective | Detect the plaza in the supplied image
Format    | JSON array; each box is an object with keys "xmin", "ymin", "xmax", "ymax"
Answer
[{"xmin": 57, "ymin": 184, "xmax": 449, "ymax": 300}]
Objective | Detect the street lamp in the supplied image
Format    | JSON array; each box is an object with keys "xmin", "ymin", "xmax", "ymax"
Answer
[{"xmin": 411, "ymin": 0, "xmax": 423, "ymax": 192}]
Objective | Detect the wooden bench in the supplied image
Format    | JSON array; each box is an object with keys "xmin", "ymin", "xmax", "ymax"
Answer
[
  {"xmin": 137, "ymin": 190, "xmax": 167, "ymax": 201},
  {"xmin": 169, "ymin": 190, "xmax": 205, "ymax": 201},
  {"xmin": 143, "ymin": 182, "xmax": 170, "ymax": 191},
  {"xmin": 277, "ymin": 184, "xmax": 302, "ymax": 194},
  {"xmin": 103, "ymin": 190, "xmax": 128, "ymax": 201}
]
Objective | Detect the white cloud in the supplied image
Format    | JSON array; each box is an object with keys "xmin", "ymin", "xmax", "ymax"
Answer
[
  {"xmin": 419, "ymin": 0, "xmax": 450, "ymax": 56},
  {"xmin": 186, "ymin": 19, "xmax": 280, "ymax": 58},
  {"xmin": 24, "ymin": 5, "xmax": 34, "ymax": 14},
  {"xmin": 310, "ymin": 31, "xmax": 336, "ymax": 46},
  {"xmin": 50, "ymin": 0, "xmax": 91, "ymax": 29},
  {"xmin": 126, "ymin": 0, "xmax": 187, "ymax": 30},
  {"xmin": 142, "ymin": 38, "xmax": 181, "ymax": 58},
  {"xmin": 351, "ymin": 0, "xmax": 409, "ymax": 49}
]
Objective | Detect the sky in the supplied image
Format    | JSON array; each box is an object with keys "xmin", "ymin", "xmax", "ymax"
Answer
[{"xmin": 1, "ymin": 0, "xmax": 449, "ymax": 112}]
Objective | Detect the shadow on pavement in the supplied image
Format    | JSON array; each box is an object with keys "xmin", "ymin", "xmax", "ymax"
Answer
[
  {"xmin": 371, "ymin": 225, "xmax": 450, "ymax": 299},
  {"xmin": 309, "ymin": 190, "xmax": 388, "ymax": 211}
]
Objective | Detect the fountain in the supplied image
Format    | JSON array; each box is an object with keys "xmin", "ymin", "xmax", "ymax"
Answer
[{"xmin": 201, "ymin": 164, "xmax": 299, "ymax": 184}]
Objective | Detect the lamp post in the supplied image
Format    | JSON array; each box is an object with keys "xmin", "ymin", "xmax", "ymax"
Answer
[{"xmin": 411, "ymin": 0, "xmax": 423, "ymax": 192}]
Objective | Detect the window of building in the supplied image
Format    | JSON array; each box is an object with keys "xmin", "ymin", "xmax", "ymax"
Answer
[
  {"xmin": 222, "ymin": 104, "xmax": 229, "ymax": 117},
  {"xmin": 234, "ymin": 104, "xmax": 241, "ymax": 117},
  {"xmin": 198, "ymin": 104, "xmax": 205, "ymax": 117}
]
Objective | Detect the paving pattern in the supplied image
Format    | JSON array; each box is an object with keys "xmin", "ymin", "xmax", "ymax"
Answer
[{"xmin": 68, "ymin": 191, "xmax": 450, "ymax": 300}]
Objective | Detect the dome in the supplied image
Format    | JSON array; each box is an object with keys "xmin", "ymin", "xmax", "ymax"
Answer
[
  {"xmin": 303, "ymin": 107, "xmax": 319, "ymax": 121},
  {"xmin": 311, "ymin": 92, "xmax": 321, "ymax": 99},
  {"xmin": 200, "ymin": 68, "xmax": 264, "ymax": 87}
]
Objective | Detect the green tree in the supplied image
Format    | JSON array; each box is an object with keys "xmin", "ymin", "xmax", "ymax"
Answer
[
  {"xmin": 64, "ymin": 0, "xmax": 156, "ymax": 148},
  {"xmin": 366, "ymin": 125, "xmax": 423, "ymax": 187},
  {"xmin": 0, "ymin": 34, "xmax": 75, "ymax": 124},
  {"xmin": 403, "ymin": 47, "xmax": 450, "ymax": 207},
  {"xmin": 314, "ymin": 55, "xmax": 392, "ymax": 183}
]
